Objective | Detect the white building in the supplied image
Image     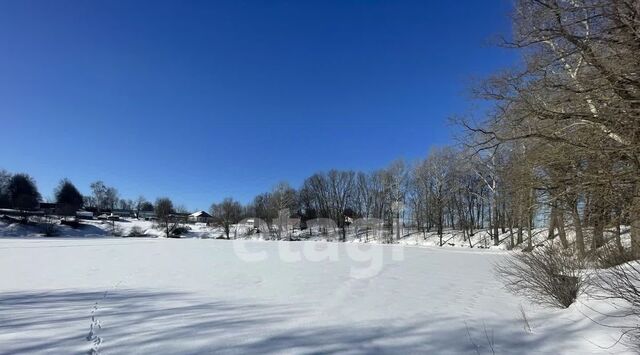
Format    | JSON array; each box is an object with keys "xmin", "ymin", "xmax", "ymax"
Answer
[{"xmin": 188, "ymin": 210, "xmax": 212, "ymax": 223}]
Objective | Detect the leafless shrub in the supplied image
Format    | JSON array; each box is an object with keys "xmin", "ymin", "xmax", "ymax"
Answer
[
  {"xmin": 592, "ymin": 243, "xmax": 636, "ymax": 269},
  {"xmin": 496, "ymin": 244, "xmax": 585, "ymax": 308},
  {"xmin": 109, "ymin": 222, "xmax": 123, "ymax": 237},
  {"xmin": 590, "ymin": 259, "xmax": 640, "ymax": 349},
  {"xmin": 128, "ymin": 226, "xmax": 144, "ymax": 237},
  {"xmin": 170, "ymin": 225, "xmax": 190, "ymax": 238},
  {"xmin": 504, "ymin": 239, "xmax": 514, "ymax": 251},
  {"xmin": 60, "ymin": 219, "xmax": 81, "ymax": 228},
  {"xmin": 38, "ymin": 216, "xmax": 58, "ymax": 236}
]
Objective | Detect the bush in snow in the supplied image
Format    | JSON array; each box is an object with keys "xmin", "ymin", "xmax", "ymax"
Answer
[
  {"xmin": 170, "ymin": 226, "xmax": 190, "ymax": 238},
  {"xmin": 38, "ymin": 216, "xmax": 58, "ymax": 236},
  {"xmin": 592, "ymin": 242, "xmax": 636, "ymax": 269},
  {"xmin": 496, "ymin": 244, "xmax": 585, "ymax": 308},
  {"xmin": 591, "ymin": 256, "xmax": 640, "ymax": 350},
  {"xmin": 128, "ymin": 226, "xmax": 144, "ymax": 237},
  {"xmin": 109, "ymin": 221, "xmax": 123, "ymax": 237},
  {"xmin": 60, "ymin": 219, "xmax": 81, "ymax": 228}
]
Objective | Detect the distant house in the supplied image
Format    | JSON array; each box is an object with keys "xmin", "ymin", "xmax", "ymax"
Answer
[
  {"xmin": 112, "ymin": 209, "xmax": 134, "ymax": 218},
  {"xmin": 76, "ymin": 210, "xmax": 94, "ymax": 220},
  {"xmin": 244, "ymin": 219, "xmax": 257, "ymax": 228},
  {"xmin": 289, "ymin": 218, "xmax": 301, "ymax": 230},
  {"xmin": 169, "ymin": 213, "xmax": 190, "ymax": 223},
  {"xmin": 188, "ymin": 211, "xmax": 212, "ymax": 223},
  {"xmin": 270, "ymin": 217, "xmax": 301, "ymax": 232},
  {"xmin": 38, "ymin": 202, "xmax": 58, "ymax": 214},
  {"xmin": 137, "ymin": 211, "xmax": 156, "ymax": 220}
]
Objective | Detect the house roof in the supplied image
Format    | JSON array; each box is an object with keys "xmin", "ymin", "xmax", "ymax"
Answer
[{"xmin": 189, "ymin": 210, "xmax": 212, "ymax": 218}]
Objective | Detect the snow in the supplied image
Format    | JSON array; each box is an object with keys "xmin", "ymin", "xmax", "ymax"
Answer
[
  {"xmin": 0, "ymin": 218, "xmax": 226, "ymax": 239},
  {"xmin": 396, "ymin": 228, "xmax": 545, "ymax": 250},
  {"xmin": 0, "ymin": 232, "xmax": 633, "ymax": 354}
]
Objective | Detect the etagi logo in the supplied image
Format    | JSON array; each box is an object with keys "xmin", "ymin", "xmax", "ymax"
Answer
[{"xmin": 230, "ymin": 208, "xmax": 405, "ymax": 279}]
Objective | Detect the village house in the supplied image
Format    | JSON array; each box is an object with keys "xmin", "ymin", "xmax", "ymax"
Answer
[{"xmin": 188, "ymin": 210, "xmax": 212, "ymax": 223}]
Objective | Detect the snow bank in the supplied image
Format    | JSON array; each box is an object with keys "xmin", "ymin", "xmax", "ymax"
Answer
[{"xmin": 0, "ymin": 218, "xmax": 225, "ymax": 239}]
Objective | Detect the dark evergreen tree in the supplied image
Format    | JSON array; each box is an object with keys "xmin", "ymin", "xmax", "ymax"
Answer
[
  {"xmin": 0, "ymin": 169, "xmax": 11, "ymax": 209},
  {"xmin": 8, "ymin": 174, "xmax": 41, "ymax": 211},
  {"xmin": 54, "ymin": 179, "xmax": 84, "ymax": 216}
]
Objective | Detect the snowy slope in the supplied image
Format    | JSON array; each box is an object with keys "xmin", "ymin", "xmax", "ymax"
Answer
[
  {"xmin": 0, "ymin": 218, "xmax": 226, "ymax": 239},
  {"xmin": 0, "ymin": 238, "xmax": 632, "ymax": 354},
  {"xmin": 2, "ymin": 216, "xmax": 621, "ymax": 255}
]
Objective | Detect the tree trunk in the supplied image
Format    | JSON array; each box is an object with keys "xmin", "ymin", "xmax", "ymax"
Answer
[
  {"xmin": 592, "ymin": 214, "xmax": 604, "ymax": 250},
  {"xmin": 480, "ymin": 199, "xmax": 485, "ymax": 229},
  {"xmin": 516, "ymin": 204, "xmax": 523, "ymax": 245},
  {"xmin": 631, "ymin": 182, "xmax": 640, "ymax": 257},
  {"xmin": 395, "ymin": 211, "xmax": 401, "ymax": 242},
  {"xmin": 591, "ymin": 192, "xmax": 605, "ymax": 250},
  {"xmin": 547, "ymin": 206, "xmax": 557, "ymax": 240},
  {"xmin": 500, "ymin": 200, "xmax": 507, "ymax": 234},
  {"xmin": 509, "ymin": 224, "xmax": 514, "ymax": 248},
  {"xmin": 492, "ymin": 196, "xmax": 499, "ymax": 246},
  {"xmin": 438, "ymin": 210, "xmax": 443, "ymax": 246},
  {"xmin": 527, "ymin": 211, "xmax": 533, "ymax": 250},
  {"xmin": 615, "ymin": 222, "xmax": 625, "ymax": 255},
  {"xmin": 571, "ymin": 204, "xmax": 586, "ymax": 258},
  {"xmin": 556, "ymin": 211, "xmax": 569, "ymax": 249}
]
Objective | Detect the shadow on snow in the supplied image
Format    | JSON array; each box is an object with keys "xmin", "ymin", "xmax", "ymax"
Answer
[{"xmin": 0, "ymin": 289, "xmax": 592, "ymax": 354}]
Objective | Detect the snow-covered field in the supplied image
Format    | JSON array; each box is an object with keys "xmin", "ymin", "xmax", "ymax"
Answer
[{"xmin": 0, "ymin": 234, "xmax": 631, "ymax": 354}]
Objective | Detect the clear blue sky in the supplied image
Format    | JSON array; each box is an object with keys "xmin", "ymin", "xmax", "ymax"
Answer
[{"xmin": 0, "ymin": 0, "xmax": 515, "ymax": 210}]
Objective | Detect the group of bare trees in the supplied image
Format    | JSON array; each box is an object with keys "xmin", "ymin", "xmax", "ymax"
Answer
[
  {"xmin": 211, "ymin": 151, "xmax": 508, "ymax": 244},
  {"xmin": 83, "ymin": 181, "xmax": 120, "ymax": 213},
  {"xmin": 461, "ymin": 0, "xmax": 640, "ymax": 257},
  {"xmin": 210, "ymin": 198, "xmax": 243, "ymax": 238},
  {"xmin": 469, "ymin": 0, "xmax": 640, "ymax": 346}
]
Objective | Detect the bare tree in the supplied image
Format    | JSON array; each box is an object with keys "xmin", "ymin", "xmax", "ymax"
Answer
[
  {"xmin": 155, "ymin": 197, "xmax": 174, "ymax": 237},
  {"xmin": 382, "ymin": 160, "xmax": 409, "ymax": 242},
  {"xmin": 210, "ymin": 198, "xmax": 243, "ymax": 239},
  {"xmin": 415, "ymin": 148, "xmax": 455, "ymax": 246},
  {"xmin": 90, "ymin": 181, "xmax": 118, "ymax": 213}
]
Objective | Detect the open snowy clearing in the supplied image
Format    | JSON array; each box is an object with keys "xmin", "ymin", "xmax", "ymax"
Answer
[{"xmin": 0, "ymin": 238, "xmax": 631, "ymax": 354}]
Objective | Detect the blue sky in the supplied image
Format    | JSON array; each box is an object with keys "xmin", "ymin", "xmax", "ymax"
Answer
[{"xmin": 0, "ymin": 0, "xmax": 515, "ymax": 210}]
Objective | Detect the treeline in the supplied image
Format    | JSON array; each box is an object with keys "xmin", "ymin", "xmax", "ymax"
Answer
[
  {"xmin": 233, "ymin": 149, "xmax": 505, "ymax": 245},
  {"xmin": 456, "ymin": 0, "xmax": 640, "ymax": 258},
  {"xmin": 0, "ymin": 149, "xmax": 521, "ymax": 247},
  {"xmin": 469, "ymin": 0, "xmax": 640, "ymax": 346},
  {"xmin": 227, "ymin": 1, "xmax": 640, "ymax": 254},
  {"xmin": 0, "ymin": 170, "xmax": 159, "ymax": 218},
  {"xmin": 0, "ymin": 171, "xmax": 41, "ymax": 211},
  {"xmin": 0, "ymin": 171, "xmax": 85, "ymax": 216}
]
